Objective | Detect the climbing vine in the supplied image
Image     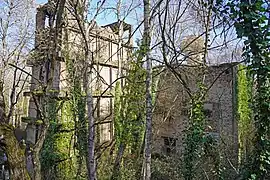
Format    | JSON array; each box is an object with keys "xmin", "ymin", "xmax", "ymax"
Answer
[
  {"xmin": 237, "ymin": 64, "xmax": 253, "ymax": 164},
  {"xmin": 218, "ymin": 0, "xmax": 270, "ymax": 179},
  {"xmin": 112, "ymin": 56, "xmax": 146, "ymax": 179},
  {"xmin": 182, "ymin": 82, "xmax": 207, "ymax": 180},
  {"xmin": 40, "ymin": 99, "xmax": 59, "ymax": 179},
  {"xmin": 64, "ymin": 43, "xmax": 88, "ymax": 178},
  {"xmin": 40, "ymin": 33, "xmax": 89, "ymax": 179},
  {"xmin": 40, "ymin": 97, "xmax": 77, "ymax": 179},
  {"xmin": 182, "ymin": 0, "xmax": 217, "ymax": 178}
]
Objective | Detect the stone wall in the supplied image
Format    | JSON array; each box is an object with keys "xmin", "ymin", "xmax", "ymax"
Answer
[
  {"xmin": 24, "ymin": 1, "xmax": 132, "ymax": 144},
  {"xmin": 153, "ymin": 63, "xmax": 238, "ymax": 161}
]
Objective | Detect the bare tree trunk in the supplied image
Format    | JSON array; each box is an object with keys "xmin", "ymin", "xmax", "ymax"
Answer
[
  {"xmin": 116, "ymin": 0, "xmax": 123, "ymax": 79},
  {"xmin": 32, "ymin": 151, "xmax": 42, "ymax": 180},
  {"xmin": 143, "ymin": 0, "xmax": 152, "ymax": 179},
  {"xmin": 83, "ymin": 57, "xmax": 96, "ymax": 180},
  {"xmin": 32, "ymin": 121, "xmax": 50, "ymax": 180},
  {"xmin": 87, "ymin": 92, "xmax": 96, "ymax": 180}
]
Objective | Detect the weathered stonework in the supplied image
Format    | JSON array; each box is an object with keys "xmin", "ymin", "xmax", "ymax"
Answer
[
  {"xmin": 24, "ymin": 3, "xmax": 240, "ymax": 174},
  {"xmin": 24, "ymin": 1, "xmax": 133, "ymax": 145},
  {"xmin": 153, "ymin": 63, "xmax": 238, "ymax": 162}
]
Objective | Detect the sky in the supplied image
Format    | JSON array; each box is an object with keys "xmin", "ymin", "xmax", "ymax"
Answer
[
  {"xmin": 36, "ymin": 0, "xmax": 47, "ymax": 4},
  {"xmin": 35, "ymin": 0, "xmax": 142, "ymax": 26}
]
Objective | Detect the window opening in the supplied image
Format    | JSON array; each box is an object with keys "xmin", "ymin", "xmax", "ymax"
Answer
[{"xmin": 162, "ymin": 136, "xmax": 177, "ymax": 155}]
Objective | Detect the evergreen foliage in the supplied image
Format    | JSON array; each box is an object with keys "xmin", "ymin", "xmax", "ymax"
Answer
[
  {"xmin": 112, "ymin": 57, "xmax": 146, "ymax": 179},
  {"xmin": 65, "ymin": 47, "xmax": 88, "ymax": 178},
  {"xmin": 237, "ymin": 64, "xmax": 253, "ymax": 164},
  {"xmin": 218, "ymin": 0, "xmax": 270, "ymax": 178},
  {"xmin": 183, "ymin": 83, "xmax": 207, "ymax": 180}
]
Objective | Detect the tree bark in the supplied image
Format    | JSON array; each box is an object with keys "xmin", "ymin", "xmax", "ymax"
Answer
[
  {"xmin": 83, "ymin": 54, "xmax": 96, "ymax": 180},
  {"xmin": 0, "ymin": 81, "xmax": 29, "ymax": 179},
  {"xmin": 0, "ymin": 124, "xmax": 30, "ymax": 180},
  {"xmin": 143, "ymin": 0, "xmax": 152, "ymax": 179},
  {"xmin": 32, "ymin": 121, "xmax": 50, "ymax": 180},
  {"xmin": 111, "ymin": 143, "xmax": 126, "ymax": 180},
  {"xmin": 86, "ymin": 90, "xmax": 96, "ymax": 180}
]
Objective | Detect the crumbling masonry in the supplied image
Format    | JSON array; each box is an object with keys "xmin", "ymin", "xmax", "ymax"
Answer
[{"xmin": 22, "ymin": 1, "xmax": 133, "ymax": 145}]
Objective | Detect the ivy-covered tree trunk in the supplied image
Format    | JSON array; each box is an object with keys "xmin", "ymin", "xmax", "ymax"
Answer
[
  {"xmin": 0, "ymin": 81, "xmax": 30, "ymax": 179},
  {"xmin": 0, "ymin": 124, "xmax": 30, "ymax": 180},
  {"xmin": 40, "ymin": 99, "xmax": 60, "ymax": 180},
  {"xmin": 38, "ymin": 1, "xmax": 66, "ymax": 179},
  {"xmin": 74, "ymin": 84, "xmax": 88, "ymax": 177},
  {"xmin": 111, "ymin": 82, "xmax": 125, "ymax": 180}
]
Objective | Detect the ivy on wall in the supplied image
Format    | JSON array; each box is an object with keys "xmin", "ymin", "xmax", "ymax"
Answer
[
  {"xmin": 40, "ymin": 37, "xmax": 89, "ymax": 179},
  {"xmin": 40, "ymin": 99, "xmax": 77, "ymax": 179},
  {"xmin": 237, "ymin": 64, "xmax": 253, "ymax": 164},
  {"xmin": 182, "ymin": 83, "xmax": 206, "ymax": 180}
]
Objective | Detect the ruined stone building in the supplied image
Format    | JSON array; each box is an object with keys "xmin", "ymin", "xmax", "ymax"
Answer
[
  {"xmin": 153, "ymin": 63, "xmax": 239, "ymax": 161},
  {"xmin": 21, "ymin": 2, "xmax": 239, "ymax": 167},
  {"xmin": 22, "ymin": 1, "xmax": 133, "ymax": 145}
]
